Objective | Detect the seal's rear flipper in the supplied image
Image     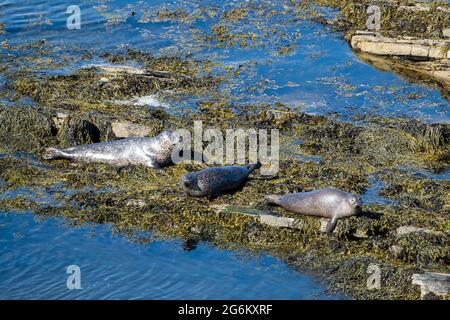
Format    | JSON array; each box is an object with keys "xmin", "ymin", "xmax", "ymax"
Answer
[
  {"xmin": 42, "ymin": 148, "xmax": 66, "ymax": 160},
  {"xmin": 247, "ymin": 161, "xmax": 262, "ymax": 173},
  {"xmin": 324, "ymin": 218, "xmax": 337, "ymax": 233},
  {"xmin": 264, "ymin": 195, "xmax": 281, "ymax": 205}
]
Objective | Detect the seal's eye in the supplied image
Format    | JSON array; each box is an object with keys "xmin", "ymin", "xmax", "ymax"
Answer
[{"xmin": 349, "ymin": 197, "xmax": 355, "ymax": 204}]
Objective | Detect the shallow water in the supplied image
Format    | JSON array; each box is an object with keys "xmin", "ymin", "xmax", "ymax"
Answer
[
  {"xmin": 0, "ymin": 0, "xmax": 448, "ymax": 300},
  {"xmin": 0, "ymin": 0, "xmax": 448, "ymax": 122},
  {"xmin": 0, "ymin": 211, "xmax": 338, "ymax": 299}
]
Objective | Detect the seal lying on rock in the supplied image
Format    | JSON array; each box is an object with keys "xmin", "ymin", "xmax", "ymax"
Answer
[
  {"xmin": 265, "ymin": 188, "xmax": 362, "ymax": 233},
  {"xmin": 182, "ymin": 162, "xmax": 261, "ymax": 198},
  {"xmin": 43, "ymin": 131, "xmax": 177, "ymax": 168}
]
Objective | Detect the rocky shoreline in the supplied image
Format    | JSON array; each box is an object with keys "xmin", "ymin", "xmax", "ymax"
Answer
[
  {"xmin": 0, "ymin": 58, "xmax": 449, "ymax": 299},
  {"xmin": 0, "ymin": 0, "xmax": 449, "ymax": 300},
  {"xmin": 314, "ymin": 0, "xmax": 450, "ymax": 97}
]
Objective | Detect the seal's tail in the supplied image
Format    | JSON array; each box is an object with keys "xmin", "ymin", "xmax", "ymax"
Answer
[
  {"xmin": 247, "ymin": 161, "xmax": 261, "ymax": 173},
  {"xmin": 264, "ymin": 195, "xmax": 281, "ymax": 205},
  {"xmin": 42, "ymin": 147, "xmax": 65, "ymax": 160}
]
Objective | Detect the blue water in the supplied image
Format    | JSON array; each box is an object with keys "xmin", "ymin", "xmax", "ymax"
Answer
[
  {"xmin": 0, "ymin": 0, "xmax": 449, "ymax": 300},
  {"xmin": 0, "ymin": 0, "xmax": 448, "ymax": 122},
  {"xmin": 0, "ymin": 212, "xmax": 336, "ymax": 299}
]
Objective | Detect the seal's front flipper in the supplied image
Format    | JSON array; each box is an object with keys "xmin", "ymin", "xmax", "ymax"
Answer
[
  {"xmin": 324, "ymin": 218, "xmax": 337, "ymax": 233},
  {"xmin": 42, "ymin": 148, "xmax": 67, "ymax": 160}
]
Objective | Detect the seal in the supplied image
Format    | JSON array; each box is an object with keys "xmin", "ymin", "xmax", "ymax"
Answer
[
  {"xmin": 265, "ymin": 188, "xmax": 362, "ymax": 232},
  {"xmin": 42, "ymin": 130, "xmax": 178, "ymax": 168},
  {"xmin": 182, "ymin": 162, "xmax": 261, "ymax": 198}
]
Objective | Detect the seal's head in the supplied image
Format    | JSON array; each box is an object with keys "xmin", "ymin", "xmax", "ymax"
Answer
[
  {"xmin": 181, "ymin": 173, "xmax": 202, "ymax": 196},
  {"xmin": 158, "ymin": 130, "xmax": 180, "ymax": 148},
  {"xmin": 153, "ymin": 130, "xmax": 182, "ymax": 166},
  {"xmin": 344, "ymin": 193, "xmax": 363, "ymax": 216}
]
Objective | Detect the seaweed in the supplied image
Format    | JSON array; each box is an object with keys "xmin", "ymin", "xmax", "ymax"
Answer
[{"xmin": 0, "ymin": 95, "xmax": 448, "ymax": 299}]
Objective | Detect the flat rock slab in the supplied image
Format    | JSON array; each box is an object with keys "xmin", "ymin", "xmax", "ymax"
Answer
[
  {"xmin": 51, "ymin": 111, "xmax": 155, "ymax": 139},
  {"xmin": 351, "ymin": 32, "xmax": 449, "ymax": 59},
  {"xmin": 412, "ymin": 272, "xmax": 450, "ymax": 299},
  {"xmin": 396, "ymin": 226, "xmax": 446, "ymax": 237},
  {"xmin": 111, "ymin": 121, "xmax": 155, "ymax": 138},
  {"xmin": 210, "ymin": 204, "xmax": 313, "ymax": 230}
]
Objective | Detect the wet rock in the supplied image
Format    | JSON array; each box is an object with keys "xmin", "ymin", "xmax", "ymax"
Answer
[
  {"xmin": 211, "ymin": 204, "xmax": 311, "ymax": 230},
  {"xmin": 396, "ymin": 226, "xmax": 445, "ymax": 237},
  {"xmin": 182, "ymin": 238, "xmax": 198, "ymax": 251},
  {"xmin": 111, "ymin": 121, "xmax": 157, "ymax": 138},
  {"xmin": 57, "ymin": 112, "xmax": 115, "ymax": 147},
  {"xmin": 58, "ymin": 116, "xmax": 99, "ymax": 146},
  {"xmin": 351, "ymin": 32, "xmax": 450, "ymax": 59},
  {"xmin": 412, "ymin": 272, "xmax": 450, "ymax": 300}
]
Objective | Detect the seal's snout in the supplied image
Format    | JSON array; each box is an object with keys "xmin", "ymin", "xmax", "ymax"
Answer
[
  {"xmin": 349, "ymin": 195, "xmax": 363, "ymax": 215},
  {"xmin": 182, "ymin": 173, "xmax": 194, "ymax": 187}
]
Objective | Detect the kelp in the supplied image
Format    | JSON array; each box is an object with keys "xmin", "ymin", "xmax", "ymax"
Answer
[
  {"xmin": 311, "ymin": 0, "xmax": 450, "ymax": 39},
  {"xmin": 0, "ymin": 91, "xmax": 448, "ymax": 299}
]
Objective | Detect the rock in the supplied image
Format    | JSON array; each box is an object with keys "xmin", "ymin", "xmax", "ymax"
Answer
[
  {"xmin": 211, "ymin": 204, "xmax": 308, "ymax": 230},
  {"xmin": 396, "ymin": 226, "xmax": 445, "ymax": 237},
  {"xmin": 52, "ymin": 111, "xmax": 157, "ymax": 139},
  {"xmin": 412, "ymin": 272, "xmax": 450, "ymax": 300},
  {"xmin": 259, "ymin": 213, "xmax": 303, "ymax": 229},
  {"xmin": 52, "ymin": 112, "xmax": 69, "ymax": 129},
  {"xmin": 443, "ymin": 29, "xmax": 450, "ymax": 39},
  {"xmin": 125, "ymin": 199, "xmax": 147, "ymax": 208},
  {"xmin": 355, "ymin": 51, "xmax": 450, "ymax": 91},
  {"xmin": 389, "ymin": 245, "xmax": 403, "ymax": 258},
  {"xmin": 111, "ymin": 121, "xmax": 156, "ymax": 138},
  {"xmin": 319, "ymin": 219, "xmax": 330, "ymax": 233},
  {"xmin": 351, "ymin": 33, "xmax": 449, "ymax": 59},
  {"xmin": 57, "ymin": 116, "xmax": 101, "ymax": 146}
]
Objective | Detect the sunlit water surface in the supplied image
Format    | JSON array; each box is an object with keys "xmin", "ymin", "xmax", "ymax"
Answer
[{"xmin": 0, "ymin": 0, "xmax": 448, "ymax": 299}]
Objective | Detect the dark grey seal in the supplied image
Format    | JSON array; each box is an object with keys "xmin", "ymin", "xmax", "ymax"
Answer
[
  {"xmin": 265, "ymin": 188, "xmax": 362, "ymax": 232},
  {"xmin": 182, "ymin": 162, "xmax": 261, "ymax": 198},
  {"xmin": 42, "ymin": 131, "xmax": 177, "ymax": 168}
]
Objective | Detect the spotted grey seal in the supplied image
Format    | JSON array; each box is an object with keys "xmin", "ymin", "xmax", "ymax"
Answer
[
  {"xmin": 42, "ymin": 130, "xmax": 178, "ymax": 168},
  {"xmin": 265, "ymin": 188, "xmax": 362, "ymax": 232},
  {"xmin": 182, "ymin": 162, "xmax": 261, "ymax": 198}
]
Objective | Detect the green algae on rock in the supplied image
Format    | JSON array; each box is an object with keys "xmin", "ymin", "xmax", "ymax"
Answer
[
  {"xmin": 0, "ymin": 99, "xmax": 448, "ymax": 299},
  {"xmin": 11, "ymin": 53, "xmax": 218, "ymax": 114}
]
